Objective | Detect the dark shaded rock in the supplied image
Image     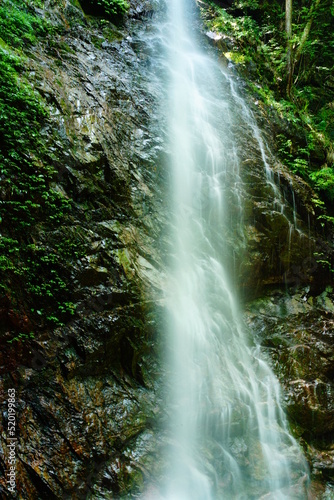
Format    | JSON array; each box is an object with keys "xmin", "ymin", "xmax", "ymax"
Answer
[{"xmin": 78, "ymin": 266, "xmax": 109, "ymax": 286}]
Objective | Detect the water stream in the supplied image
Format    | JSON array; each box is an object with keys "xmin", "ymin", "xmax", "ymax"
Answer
[{"xmin": 159, "ymin": 1, "xmax": 309, "ymax": 498}]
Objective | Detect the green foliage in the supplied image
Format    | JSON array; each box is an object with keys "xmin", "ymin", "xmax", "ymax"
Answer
[
  {"xmin": 7, "ymin": 331, "xmax": 35, "ymax": 344},
  {"xmin": 0, "ymin": 51, "xmax": 46, "ymax": 142},
  {"xmin": 276, "ymin": 131, "xmax": 334, "ymax": 202},
  {"xmin": 310, "ymin": 167, "xmax": 334, "ymax": 201},
  {"xmin": 0, "ymin": 49, "xmax": 70, "ymax": 231},
  {"xmin": 202, "ymin": 0, "xmax": 334, "ymax": 205},
  {"xmin": 0, "ymin": 3, "xmax": 83, "ymax": 333},
  {"xmin": 206, "ymin": 4, "xmax": 261, "ymax": 48},
  {"xmin": 313, "ymin": 250, "xmax": 334, "ymax": 272},
  {"xmin": 81, "ymin": 0, "xmax": 129, "ymax": 20},
  {"xmin": 0, "ymin": 0, "xmax": 50, "ymax": 48},
  {"xmin": 276, "ymin": 134, "xmax": 308, "ymax": 174},
  {"xmin": 98, "ymin": 0, "xmax": 129, "ymax": 17}
]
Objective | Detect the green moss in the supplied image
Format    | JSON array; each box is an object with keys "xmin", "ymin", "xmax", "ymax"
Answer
[
  {"xmin": 0, "ymin": 4, "xmax": 83, "ymax": 332},
  {"xmin": 224, "ymin": 51, "xmax": 250, "ymax": 65},
  {"xmin": 0, "ymin": 0, "xmax": 51, "ymax": 48},
  {"xmin": 115, "ymin": 248, "xmax": 133, "ymax": 276},
  {"xmin": 79, "ymin": 0, "xmax": 129, "ymax": 21}
]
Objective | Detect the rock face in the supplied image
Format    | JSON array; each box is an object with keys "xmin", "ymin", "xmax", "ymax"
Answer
[
  {"xmin": 0, "ymin": 1, "xmax": 168, "ymax": 497},
  {"xmin": 0, "ymin": 0, "xmax": 333, "ymax": 498},
  {"xmin": 245, "ymin": 286, "xmax": 334, "ymax": 494},
  {"xmin": 234, "ymin": 100, "xmax": 333, "ymax": 297}
]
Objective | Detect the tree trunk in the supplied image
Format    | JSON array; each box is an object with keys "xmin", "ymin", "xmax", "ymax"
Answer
[
  {"xmin": 286, "ymin": 0, "xmax": 293, "ymax": 96},
  {"xmin": 286, "ymin": 0, "xmax": 322, "ymax": 96},
  {"xmin": 294, "ymin": 0, "xmax": 322, "ymax": 64}
]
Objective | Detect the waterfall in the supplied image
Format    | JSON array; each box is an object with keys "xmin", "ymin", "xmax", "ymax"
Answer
[{"xmin": 158, "ymin": 1, "xmax": 310, "ymax": 499}]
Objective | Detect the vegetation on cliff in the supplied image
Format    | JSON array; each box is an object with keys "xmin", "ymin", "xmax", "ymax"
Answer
[
  {"xmin": 1, "ymin": 2, "xmax": 161, "ymax": 496},
  {"xmin": 0, "ymin": 0, "xmax": 129, "ymax": 337},
  {"xmin": 0, "ymin": 0, "xmax": 79, "ymax": 337},
  {"xmin": 0, "ymin": 0, "xmax": 333, "ymax": 497},
  {"xmin": 201, "ymin": 0, "xmax": 334, "ymax": 208},
  {"xmin": 80, "ymin": 0, "xmax": 129, "ymax": 20}
]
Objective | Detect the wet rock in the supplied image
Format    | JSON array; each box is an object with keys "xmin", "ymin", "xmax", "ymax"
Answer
[
  {"xmin": 235, "ymin": 153, "xmax": 319, "ymax": 295},
  {"xmin": 78, "ymin": 266, "xmax": 110, "ymax": 286},
  {"xmin": 245, "ymin": 286, "xmax": 334, "ymax": 482},
  {"xmin": 0, "ymin": 2, "xmax": 167, "ymax": 498},
  {"xmin": 230, "ymin": 437, "xmax": 248, "ymax": 466},
  {"xmin": 128, "ymin": 0, "xmax": 161, "ymax": 19},
  {"xmin": 63, "ymin": 1, "xmax": 86, "ymax": 25},
  {"xmin": 206, "ymin": 30, "xmax": 235, "ymax": 53},
  {"xmin": 0, "ymin": 0, "xmax": 333, "ymax": 498}
]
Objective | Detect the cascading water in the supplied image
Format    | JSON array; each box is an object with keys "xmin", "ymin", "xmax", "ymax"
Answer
[{"xmin": 160, "ymin": 0, "xmax": 309, "ymax": 498}]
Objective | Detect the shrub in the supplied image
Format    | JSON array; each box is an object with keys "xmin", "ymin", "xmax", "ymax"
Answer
[{"xmin": 80, "ymin": 0, "xmax": 129, "ymax": 20}]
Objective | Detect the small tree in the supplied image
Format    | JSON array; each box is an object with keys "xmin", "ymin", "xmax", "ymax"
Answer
[{"xmin": 286, "ymin": 0, "xmax": 323, "ymax": 96}]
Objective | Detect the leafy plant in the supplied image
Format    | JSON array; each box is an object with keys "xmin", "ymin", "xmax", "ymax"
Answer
[
  {"xmin": 80, "ymin": 0, "xmax": 129, "ymax": 20},
  {"xmin": 0, "ymin": 2, "xmax": 83, "ymax": 333},
  {"xmin": 310, "ymin": 167, "xmax": 334, "ymax": 201},
  {"xmin": 0, "ymin": 0, "xmax": 50, "ymax": 48},
  {"xmin": 7, "ymin": 331, "xmax": 35, "ymax": 344},
  {"xmin": 201, "ymin": 0, "xmax": 334, "ymax": 205}
]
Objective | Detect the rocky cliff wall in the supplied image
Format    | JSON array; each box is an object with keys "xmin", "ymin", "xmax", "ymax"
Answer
[
  {"xmin": 0, "ymin": 0, "xmax": 333, "ymax": 498},
  {"xmin": 0, "ymin": 1, "xmax": 168, "ymax": 497}
]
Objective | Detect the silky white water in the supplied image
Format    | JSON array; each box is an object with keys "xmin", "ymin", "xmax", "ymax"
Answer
[{"xmin": 161, "ymin": 1, "xmax": 309, "ymax": 499}]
